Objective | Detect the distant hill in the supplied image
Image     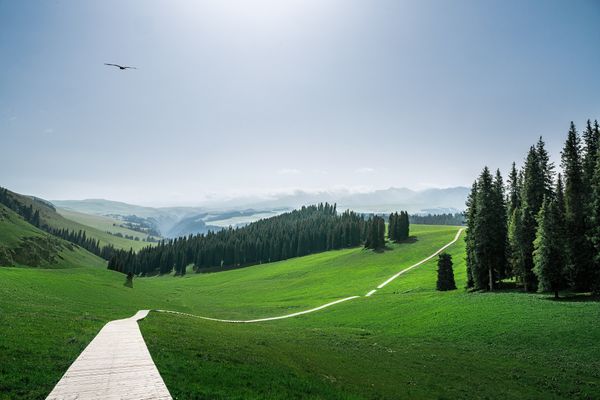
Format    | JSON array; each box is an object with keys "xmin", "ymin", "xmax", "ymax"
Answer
[
  {"xmin": 50, "ymin": 186, "xmax": 468, "ymax": 238},
  {"xmin": 164, "ymin": 214, "xmax": 220, "ymax": 238}
]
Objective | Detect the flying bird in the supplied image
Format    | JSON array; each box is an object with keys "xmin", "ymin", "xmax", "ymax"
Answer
[{"xmin": 104, "ymin": 63, "xmax": 137, "ymax": 70}]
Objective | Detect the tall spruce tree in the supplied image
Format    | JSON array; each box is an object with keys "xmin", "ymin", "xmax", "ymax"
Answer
[
  {"xmin": 518, "ymin": 147, "xmax": 545, "ymax": 291},
  {"xmin": 561, "ymin": 122, "xmax": 592, "ymax": 291},
  {"xmin": 582, "ymin": 119, "xmax": 600, "ymax": 191},
  {"xmin": 465, "ymin": 180, "xmax": 478, "ymax": 289},
  {"xmin": 507, "ymin": 163, "xmax": 523, "ymax": 278},
  {"xmin": 399, "ymin": 211, "xmax": 409, "ymax": 240},
  {"xmin": 472, "ymin": 167, "xmax": 503, "ymax": 290},
  {"xmin": 589, "ymin": 149, "xmax": 600, "ymax": 293},
  {"xmin": 388, "ymin": 212, "xmax": 397, "ymax": 242},
  {"xmin": 507, "ymin": 162, "xmax": 521, "ymax": 217},
  {"xmin": 492, "ymin": 169, "xmax": 509, "ymax": 280},
  {"xmin": 533, "ymin": 196, "xmax": 566, "ymax": 298},
  {"xmin": 536, "ymin": 136, "xmax": 555, "ymax": 199}
]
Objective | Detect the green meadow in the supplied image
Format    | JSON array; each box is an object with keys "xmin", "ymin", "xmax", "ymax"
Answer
[{"xmin": 1, "ymin": 224, "xmax": 598, "ymax": 399}]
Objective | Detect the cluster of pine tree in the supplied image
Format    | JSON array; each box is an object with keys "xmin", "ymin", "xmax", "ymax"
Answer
[
  {"xmin": 364, "ymin": 215, "xmax": 386, "ymax": 250},
  {"xmin": 46, "ymin": 227, "xmax": 104, "ymax": 257},
  {"xmin": 0, "ymin": 187, "xmax": 41, "ymax": 227},
  {"xmin": 107, "ymin": 203, "xmax": 368, "ymax": 275},
  {"xmin": 466, "ymin": 120, "xmax": 600, "ymax": 296},
  {"xmin": 388, "ymin": 211, "xmax": 409, "ymax": 242},
  {"xmin": 410, "ymin": 213, "xmax": 465, "ymax": 226}
]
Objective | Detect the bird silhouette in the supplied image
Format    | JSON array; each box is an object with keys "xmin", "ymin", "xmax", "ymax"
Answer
[{"xmin": 104, "ymin": 63, "xmax": 137, "ymax": 70}]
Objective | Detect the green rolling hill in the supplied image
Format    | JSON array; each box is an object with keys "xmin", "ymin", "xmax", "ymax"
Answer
[
  {"xmin": 1, "ymin": 224, "xmax": 598, "ymax": 399},
  {"xmin": 0, "ymin": 204, "xmax": 106, "ymax": 269}
]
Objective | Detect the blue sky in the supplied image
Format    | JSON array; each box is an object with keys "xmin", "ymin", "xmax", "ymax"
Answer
[{"xmin": 1, "ymin": 0, "xmax": 599, "ymax": 205}]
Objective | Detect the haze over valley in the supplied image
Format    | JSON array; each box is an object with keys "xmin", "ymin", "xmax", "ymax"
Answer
[{"xmin": 51, "ymin": 186, "xmax": 469, "ymax": 237}]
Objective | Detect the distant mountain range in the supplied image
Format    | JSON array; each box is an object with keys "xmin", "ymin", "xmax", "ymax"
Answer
[{"xmin": 52, "ymin": 186, "xmax": 469, "ymax": 238}]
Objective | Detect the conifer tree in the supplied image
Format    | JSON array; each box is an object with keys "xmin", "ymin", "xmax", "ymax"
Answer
[
  {"xmin": 518, "ymin": 147, "xmax": 545, "ymax": 291},
  {"xmin": 32, "ymin": 210, "xmax": 40, "ymax": 227},
  {"xmin": 582, "ymin": 119, "xmax": 600, "ymax": 191},
  {"xmin": 589, "ymin": 150, "xmax": 600, "ymax": 293},
  {"xmin": 377, "ymin": 216, "xmax": 386, "ymax": 248},
  {"xmin": 388, "ymin": 212, "xmax": 396, "ymax": 242},
  {"xmin": 436, "ymin": 253, "xmax": 456, "ymax": 291},
  {"xmin": 492, "ymin": 169, "xmax": 509, "ymax": 280},
  {"xmin": 507, "ymin": 162, "xmax": 521, "ymax": 217},
  {"xmin": 472, "ymin": 167, "xmax": 497, "ymax": 290},
  {"xmin": 465, "ymin": 181, "xmax": 478, "ymax": 289},
  {"xmin": 561, "ymin": 122, "xmax": 592, "ymax": 291},
  {"xmin": 533, "ymin": 196, "xmax": 566, "ymax": 298},
  {"xmin": 400, "ymin": 211, "xmax": 410, "ymax": 240},
  {"xmin": 507, "ymin": 163, "xmax": 522, "ymax": 278},
  {"xmin": 536, "ymin": 136, "xmax": 555, "ymax": 199}
]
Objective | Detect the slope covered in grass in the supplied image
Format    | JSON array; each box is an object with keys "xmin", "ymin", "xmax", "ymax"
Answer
[
  {"xmin": 1, "ymin": 224, "xmax": 598, "ymax": 399},
  {"xmin": 3, "ymin": 188, "xmax": 150, "ymax": 251},
  {"xmin": 142, "ymin": 234, "xmax": 600, "ymax": 400},
  {"xmin": 0, "ymin": 225, "xmax": 452, "ymax": 398},
  {"xmin": 0, "ymin": 204, "xmax": 106, "ymax": 269}
]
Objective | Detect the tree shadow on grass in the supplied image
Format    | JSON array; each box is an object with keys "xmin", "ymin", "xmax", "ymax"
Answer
[
  {"xmin": 372, "ymin": 236, "xmax": 420, "ymax": 253},
  {"xmin": 542, "ymin": 294, "xmax": 600, "ymax": 303},
  {"xmin": 470, "ymin": 282, "xmax": 600, "ymax": 302},
  {"xmin": 397, "ymin": 236, "xmax": 418, "ymax": 244}
]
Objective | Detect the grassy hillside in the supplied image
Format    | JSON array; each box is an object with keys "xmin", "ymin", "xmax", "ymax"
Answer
[
  {"xmin": 4, "ymin": 189, "xmax": 150, "ymax": 251},
  {"xmin": 0, "ymin": 225, "xmax": 598, "ymax": 399},
  {"xmin": 56, "ymin": 208, "xmax": 152, "ymax": 241},
  {"xmin": 143, "ymin": 236, "xmax": 600, "ymax": 399},
  {"xmin": 0, "ymin": 204, "xmax": 106, "ymax": 269}
]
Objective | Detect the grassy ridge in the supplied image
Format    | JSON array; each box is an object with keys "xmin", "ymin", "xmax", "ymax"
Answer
[
  {"xmin": 5, "ymin": 189, "xmax": 150, "ymax": 251},
  {"xmin": 0, "ymin": 204, "xmax": 106, "ymax": 269}
]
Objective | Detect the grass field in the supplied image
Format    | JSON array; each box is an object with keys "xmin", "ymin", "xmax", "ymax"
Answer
[{"xmin": 1, "ymin": 224, "xmax": 599, "ymax": 399}]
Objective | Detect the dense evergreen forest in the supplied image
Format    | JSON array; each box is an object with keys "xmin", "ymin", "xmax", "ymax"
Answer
[
  {"xmin": 466, "ymin": 119, "xmax": 600, "ymax": 297},
  {"xmin": 410, "ymin": 213, "xmax": 464, "ymax": 226},
  {"xmin": 107, "ymin": 203, "xmax": 407, "ymax": 275}
]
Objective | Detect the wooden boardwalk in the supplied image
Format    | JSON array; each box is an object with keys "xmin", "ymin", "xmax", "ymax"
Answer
[{"xmin": 46, "ymin": 310, "xmax": 172, "ymax": 400}]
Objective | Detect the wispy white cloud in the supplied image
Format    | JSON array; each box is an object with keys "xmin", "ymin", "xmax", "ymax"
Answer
[{"xmin": 278, "ymin": 168, "xmax": 301, "ymax": 175}]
